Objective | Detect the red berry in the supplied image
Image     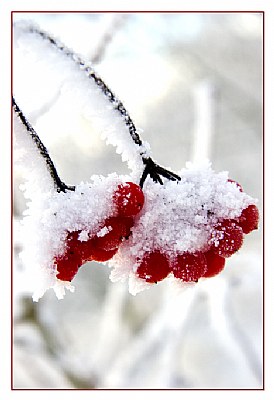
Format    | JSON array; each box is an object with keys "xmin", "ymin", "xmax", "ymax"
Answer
[
  {"xmin": 64, "ymin": 231, "xmax": 93, "ymax": 262},
  {"xmin": 238, "ymin": 204, "xmax": 259, "ymax": 234},
  {"xmin": 69, "ymin": 235, "xmax": 118, "ymax": 263},
  {"xmin": 203, "ymin": 249, "xmax": 226, "ymax": 278},
  {"xmin": 227, "ymin": 178, "xmax": 243, "ymax": 192},
  {"xmin": 78, "ymin": 238, "xmax": 95, "ymax": 262},
  {"xmin": 114, "ymin": 182, "xmax": 145, "ymax": 217},
  {"xmin": 211, "ymin": 220, "xmax": 243, "ymax": 258},
  {"xmin": 94, "ymin": 216, "xmax": 133, "ymax": 251},
  {"xmin": 55, "ymin": 252, "xmax": 82, "ymax": 281},
  {"xmin": 86, "ymin": 246, "xmax": 118, "ymax": 262},
  {"xmin": 136, "ymin": 251, "xmax": 171, "ymax": 283},
  {"xmin": 116, "ymin": 216, "xmax": 134, "ymax": 237},
  {"xmin": 54, "ymin": 232, "xmax": 82, "ymax": 281},
  {"xmin": 172, "ymin": 252, "xmax": 207, "ymax": 282}
]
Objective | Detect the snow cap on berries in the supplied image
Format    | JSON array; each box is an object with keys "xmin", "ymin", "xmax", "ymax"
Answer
[
  {"xmin": 109, "ymin": 161, "xmax": 257, "ymax": 295},
  {"xmin": 19, "ymin": 174, "xmax": 136, "ymax": 300}
]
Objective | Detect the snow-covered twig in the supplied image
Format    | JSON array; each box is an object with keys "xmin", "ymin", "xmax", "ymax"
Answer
[
  {"xmin": 12, "ymin": 96, "xmax": 75, "ymax": 193},
  {"xmin": 14, "ymin": 21, "xmax": 180, "ymax": 188}
]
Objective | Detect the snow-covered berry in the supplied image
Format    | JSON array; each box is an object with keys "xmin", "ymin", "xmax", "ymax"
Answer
[
  {"xmin": 113, "ymin": 182, "xmax": 145, "ymax": 217},
  {"xmin": 203, "ymin": 249, "xmax": 226, "ymax": 278},
  {"xmin": 54, "ymin": 231, "xmax": 83, "ymax": 281},
  {"xmin": 210, "ymin": 220, "xmax": 243, "ymax": 258},
  {"xmin": 172, "ymin": 252, "xmax": 207, "ymax": 282},
  {"xmin": 237, "ymin": 204, "xmax": 259, "ymax": 234},
  {"xmin": 136, "ymin": 251, "xmax": 171, "ymax": 283},
  {"xmin": 94, "ymin": 216, "xmax": 134, "ymax": 251}
]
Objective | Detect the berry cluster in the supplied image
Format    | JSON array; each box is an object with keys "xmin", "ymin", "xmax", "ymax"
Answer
[
  {"xmin": 54, "ymin": 173, "xmax": 259, "ymax": 291},
  {"xmin": 134, "ymin": 186, "xmax": 259, "ymax": 285},
  {"xmin": 55, "ymin": 182, "xmax": 144, "ymax": 281}
]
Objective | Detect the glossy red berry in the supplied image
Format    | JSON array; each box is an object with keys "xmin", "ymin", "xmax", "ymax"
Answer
[
  {"xmin": 136, "ymin": 251, "xmax": 171, "ymax": 283},
  {"xmin": 203, "ymin": 249, "xmax": 226, "ymax": 278},
  {"xmin": 114, "ymin": 182, "xmax": 145, "ymax": 217},
  {"xmin": 211, "ymin": 220, "xmax": 243, "ymax": 258},
  {"xmin": 238, "ymin": 204, "xmax": 259, "ymax": 234},
  {"xmin": 172, "ymin": 252, "xmax": 207, "ymax": 282}
]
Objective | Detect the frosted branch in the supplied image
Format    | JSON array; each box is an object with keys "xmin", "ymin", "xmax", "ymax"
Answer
[
  {"xmin": 12, "ymin": 96, "xmax": 75, "ymax": 193},
  {"xmin": 14, "ymin": 21, "xmax": 180, "ymax": 188}
]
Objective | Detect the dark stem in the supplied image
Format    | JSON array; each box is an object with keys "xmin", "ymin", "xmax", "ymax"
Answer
[
  {"xmin": 15, "ymin": 23, "xmax": 181, "ymax": 187},
  {"xmin": 139, "ymin": 157, "xmax": 181, "ymax": 189},
  {"xmin": 12, "ymin": 96, "xmax": 75, "ymax": 193}
]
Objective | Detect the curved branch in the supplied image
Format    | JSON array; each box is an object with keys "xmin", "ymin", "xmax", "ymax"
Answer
[
  {"xmin": 15, "ymin": 24, "xmax": 143, "ymax": 148},
  {"xmin": 12, "ymin": 96, "xmax": 75, "ymax": 193},
  {"xmin": 14, "ymin": 22, "xmax": 181, "ymax": 187}
]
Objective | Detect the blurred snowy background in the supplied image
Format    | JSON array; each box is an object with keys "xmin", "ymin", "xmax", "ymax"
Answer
[{"xmin": 13, "ymin": 12, "xmax": 263, "ymax": 389}]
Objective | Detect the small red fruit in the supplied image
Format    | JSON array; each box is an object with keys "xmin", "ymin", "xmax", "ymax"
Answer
[
  {"xmin": 116, "ymin": 216, "xmax": 134, "ymax": 237},
  {"xmin": 76, "ymin": 236, "xmax": 119, "ymax": 263},
  {"xmin": 94, "ymin": 216, "xmax": 134, "ymax": 251},
  {"xmin": 172, "ymin": 252, "xmax": 207, "ymax": 282},
  {"xmin": 238, "ymin": 204, "xmax": 259, "ymax": 234},
  {"xmin": 203, "ymin": 249, "xmax": 226, "ymax": 278},
  {"xmin": 136, "ymin": 251, "xmax": 171, "ymax": 283},
  {"xmin": 78, "ymin": 238, "xmax": 95, "ymax": 262},
  {"xmin": 114, "ymin": 182, "xmax": 145, "ymax": 217},
  {"xmin": 88, "ymin": 245, "xmax": 118, "ymax": 262},
  {"xmin": 55, "ymin": 252, "xmax": 82, "ymax": 281},
  {"xmin": 211, "ymin": 220, "xmax": 243, "ymax": 258}
]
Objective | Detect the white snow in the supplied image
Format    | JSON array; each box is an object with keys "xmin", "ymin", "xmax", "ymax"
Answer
[
  {"xmin": 13, "ymin": 21, "xmax": 257, "ymax": 301},
  {"xmin": 109, "ymin": 161, "xmax": 256, "ymax": 295},
  {"xmin": 13, "ymin": 20, "xmax": 151, "ymax": 181},
  {"xmin": 18, "ymin": 173, "xmax": 131, "ymax": 301},
  {"xmin": 17, "ymin": 149, "xmax": 256, "ymax": 301},
  {"xmin": 97, "ymin": 225, "xmax": 112, "ymax": 238}
]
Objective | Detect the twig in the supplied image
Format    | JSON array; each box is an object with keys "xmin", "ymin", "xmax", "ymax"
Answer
[
  {"xmin": 91, "ymin": 14, "xmax": 128, "ymax": 65},
  {"xmin": 14, "ymin": 22, "xmax": 180, "ymax": 188},
  {"xmin": 12, "ymin": 96, "xmax": 75, "ymax": 193},
  {"xmin": 139, "ymin": 157, "xmax": 181, "ymax": 188}
]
